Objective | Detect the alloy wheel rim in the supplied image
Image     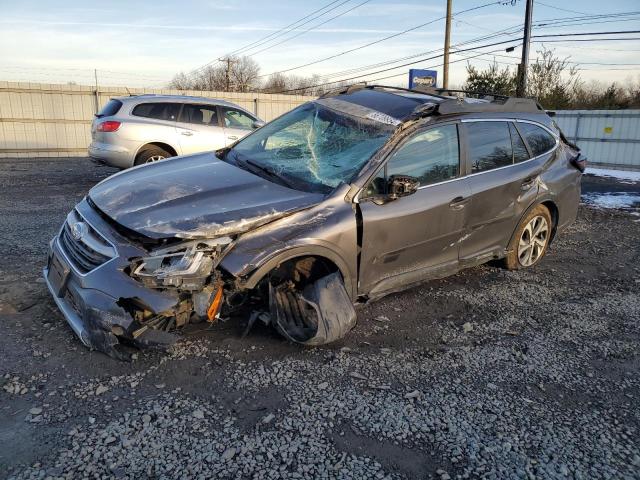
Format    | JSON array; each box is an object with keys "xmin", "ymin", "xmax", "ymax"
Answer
[
  {"xmin": 517, "ymin": 215, "xmax": 549, "ymax": 267},
  {"xmin": 145, "ymin": 155, "xmax": 165, "ymax": 163}
]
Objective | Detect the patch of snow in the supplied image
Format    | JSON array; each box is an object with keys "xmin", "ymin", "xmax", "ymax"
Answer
[
  {"xmin": 581, "ymin": 192, "xmax": 640, "ymax": 211},
  {"xmin": 585, "ymin": 168, "xmax": 640, "ymax": 183}
]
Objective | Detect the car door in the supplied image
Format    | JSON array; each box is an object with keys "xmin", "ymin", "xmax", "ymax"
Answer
[
  {"xmin": 129, "ymin": 102, "xmax": 181, "ymax": 152},
  {"xmin": 175, "ymin": 103, "xmax": 227, "ymax": 154},
  {"xmin": 458, "ymin": 119, "xmax": 549, "ymax": 263},
  {"xmin": 358, "ymin": 123, "xmax": 472, "ymax": 297},
  {"xmin": 219, "ymin": 106, "xmax": 257, "ymax": 145}
]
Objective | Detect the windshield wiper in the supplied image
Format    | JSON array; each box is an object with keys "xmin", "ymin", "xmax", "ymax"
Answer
[{"xmin": 244, "ymin": 158, "xmax": 295, "ymax": 190}]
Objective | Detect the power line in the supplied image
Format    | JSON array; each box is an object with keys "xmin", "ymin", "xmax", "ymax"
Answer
[
  {"xmin": 273, "ymin": 30, "xmax": 640, "ymax": 94},
  {"xmin": 246, "ymin": 0, "xmax": 372, "ymax": 58},
  {"xmin": 228, "ymin": 0, "xmax": 345, "ymax": 56},
  {"xmin": 531, "ymin": 29, "xmax": 640, "ymax": 39},
  {"xmin": 188, "ymin": 0, "xmax": 352, "ymax": 75},
  {"xmin": 536, "ymin": 1, "xmax": 588, "ymax": 16},
  {"xmin": 259, "ymin": 1, "xmax": 502, "ymax": 79},
  {"xmin": 314, "ymin": 24, "xmax": 523, "ymax": 81},
  {"xmin": 310, "ymin": 13, "xmax": 640, "ymax": 82}
]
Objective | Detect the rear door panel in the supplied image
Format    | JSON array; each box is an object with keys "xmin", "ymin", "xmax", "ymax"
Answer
[{"xmin": 459, "ymin": 120, "xmax": 552, "ymax": 262}]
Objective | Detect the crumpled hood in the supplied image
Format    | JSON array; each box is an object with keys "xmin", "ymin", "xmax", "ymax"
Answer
[{"xmin": 89, "ymin": 153, "xmax": 325, "ymax": 239}]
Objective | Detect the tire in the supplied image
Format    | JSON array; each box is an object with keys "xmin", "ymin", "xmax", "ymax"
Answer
[
  {"xmin": 134, "ymin": 145, "xmax": 173, "ymax": 166},
  {"xmin": 504, "ymin": 204, "xmax": 552, "ymax": 270}
]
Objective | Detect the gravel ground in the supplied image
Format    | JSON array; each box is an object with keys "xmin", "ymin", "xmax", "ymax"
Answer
[{"xmin": 0, "ymin": 158, "xmax": 639, "ymax": 480}]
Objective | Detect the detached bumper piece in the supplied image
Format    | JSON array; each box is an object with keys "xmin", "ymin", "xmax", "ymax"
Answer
[{"xmin": 270, "ymin": 272, "xmax": 356, "ymax": 345}]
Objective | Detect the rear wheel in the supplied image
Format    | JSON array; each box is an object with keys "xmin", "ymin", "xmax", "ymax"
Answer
[
  {"xmin": 504, "ymin": 204, "xmax": 552, "ymax": 270},
  {"xmin": 135, "ymin": 145, "xmax": 172, "ymax": 165}
]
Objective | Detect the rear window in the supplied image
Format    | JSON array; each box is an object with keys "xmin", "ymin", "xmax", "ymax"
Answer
[
  {"xmin": 517, "ymin": 123, "xmax": 557, "ymax": 157},
  {"xmin": 96, "ymin": 99, "xmax": 122, "ymax": 118},
  {"xmin": 131, "ymin": 103, "xmax": 180, "ymax": 121}
]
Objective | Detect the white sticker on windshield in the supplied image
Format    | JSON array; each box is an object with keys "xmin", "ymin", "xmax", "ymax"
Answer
[{"xmin": 366, "ymin": 111, "xmax": 401, "ymax": 126}]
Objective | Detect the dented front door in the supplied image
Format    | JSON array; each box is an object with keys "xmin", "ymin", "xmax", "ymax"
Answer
[{"xmin": 358, "ymin": 123, "xmax": 471, "ymax": 298}]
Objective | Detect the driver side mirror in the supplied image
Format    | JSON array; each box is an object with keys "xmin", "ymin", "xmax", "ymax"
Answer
[
  {"xmin": 388, "ymin": 174, "xmax": 420, "ymax": 199},
  {"xmin": 252, "ymin": 120, "xmax": 265, "ymax": 129}
]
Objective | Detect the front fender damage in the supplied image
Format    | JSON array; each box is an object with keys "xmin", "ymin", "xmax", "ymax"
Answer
[{"xmin": 269, "ymin": 272, "xmax": 356, "ymax": 346}]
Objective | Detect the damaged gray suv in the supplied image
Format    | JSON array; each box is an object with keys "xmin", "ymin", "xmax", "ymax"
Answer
[{"xmin": 44, "ymin": 85, "xmax": 585, "ymax": 358}]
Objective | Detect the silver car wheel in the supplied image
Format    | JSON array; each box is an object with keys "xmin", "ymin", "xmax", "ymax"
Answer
[
  {"xmin": 517, "ymin": 215, "xmax": 549, "ymax": 267},
  {"xmin": 145, "ymin": 155, "xmax": 165, "ymax": 163}
]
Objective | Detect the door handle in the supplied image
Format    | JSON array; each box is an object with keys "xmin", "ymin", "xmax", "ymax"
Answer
[
  {"xmin": 521, "ymin": 176, "xmax": 536, "ymax": 191},
  {"xmin": 227, "ymin": 135, "xmax": 238, "ymax": 141},
  {"xmin": 181, "ymin": 131, "xmax": 193, "ymax": 136},
  {"xmin": 449, "ymin": 196, "xmax": 470, "ymax": 210}
]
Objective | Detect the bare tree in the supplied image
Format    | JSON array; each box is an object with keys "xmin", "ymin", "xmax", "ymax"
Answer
[
  {"xmin": 169, "ymin": 72, "xmax": 193, "ymax": 90},
  {"xmin": 168, "ymin": 55, "xmax": 260, "ymax": 92},
  {"xmin": 527, "ymin": 47, "xmax": 579, "ymax": 109},
  {"xmin": 228, "ymin": 56, "xmax": 260, "ymax": 92},
  {"xmin": 263, "ymin": 72, "xmax": 289, "ymax": 93}
]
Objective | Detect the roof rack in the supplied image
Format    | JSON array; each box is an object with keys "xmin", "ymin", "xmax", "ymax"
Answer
[
  {"xmin": 409, "ymin": 87, "xmax": 544, "ymax": 115},
  {"xmin": 319, "ymin": 83, "xmax": 450, "ymax": 99},
  {"xmin": 426, "ymin": 88, "xmax": 511, "ymax": 101}
]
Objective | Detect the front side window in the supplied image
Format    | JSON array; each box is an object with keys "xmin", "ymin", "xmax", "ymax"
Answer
[
  {"xmin": 229, "ymin": 102, "xmax": 394, "ymax": 193},
  {"xmin": 131, "ymin": 103, "xmax": 179, "ymax": 121},
  {"xmin": 517, "ymin": 122, "xmax": 557, "ymax": 157},
  {"xmin": 222, "ymin": 108, "xmax": 255, "ymax": 130},
  {"xmin": 467, "ymin": 122, "xmax": 513, "ymax": 173},
  {"xmin": 180, "ymin": 104, "xmax": 218, "ymax": 125},
  {"xmin": 387, "ymin": 124, "xmax": 459, "ymax": 186}
]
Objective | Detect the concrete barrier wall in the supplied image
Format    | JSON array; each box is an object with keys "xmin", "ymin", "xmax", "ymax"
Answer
[{"xmin": 0, "ymin": 81, "xmax": 315, "ymax": 158}]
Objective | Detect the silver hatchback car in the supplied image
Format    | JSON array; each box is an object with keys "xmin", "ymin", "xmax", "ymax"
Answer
[{"xmin": 89, "ymin": 95, "xmax": 264, "ymax": 168}]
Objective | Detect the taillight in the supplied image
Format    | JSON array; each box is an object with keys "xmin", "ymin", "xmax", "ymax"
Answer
[
  {"xmin": 570, "ymin": 153, "xmax": 587, "ymax": 173},
  {"xmin": 97, "ymin": 121, "xmax": 121, "ymax": 132}
]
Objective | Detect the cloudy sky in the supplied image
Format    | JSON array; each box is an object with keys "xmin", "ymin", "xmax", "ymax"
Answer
[{"xmin": 0, "ymin": 0, "xmax": 638, "ymax": 89}]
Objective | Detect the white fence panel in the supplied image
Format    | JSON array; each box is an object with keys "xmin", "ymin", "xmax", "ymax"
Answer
[
  {"xmin": 0, "ymin": 81, "xmax": 315, "ymax": 158},
  {"xmin": 554, "ymin": 110, "xmax": 640, "ymax": 170}
]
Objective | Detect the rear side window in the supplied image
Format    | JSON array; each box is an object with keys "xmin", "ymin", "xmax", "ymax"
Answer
[
  {"xmin": 131, "ymin": 103, "xmax": 180, "ymax": 121},
  {"xmin": 387, "ymin": 124, "xmax": 459, "ymax": 186},
  {"xmin": 509, "ymin": 123, "xmax": 530, "ymax": 163},
  {"xmin": 97, "ymin": 99, "xmax": 122, "ymax": 118},
  {"xmin": 180, "ymin": 104, "xmax": 218, "ymax": 125},
  {"xmin": 517, "ymin": 123, "xmax": 556, "ymax": 157},
  {"xmin": 467, "ymin": 122, "xmax": 513, "ymax": 173}
]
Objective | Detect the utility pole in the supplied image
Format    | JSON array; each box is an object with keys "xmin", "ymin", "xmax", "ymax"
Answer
[
  {"xmin": 442, "ymin": 0, "xmax": 452, "ymax": 89},
  {"xmin": 221, "ymin": 57, "xmax": 235, "ymax": 92},
  {"xmin": 516, "ymin": 0, "xmax": 534, "ymax": 97},
  {"xmin": 94, "ymin": 69, "xmax": 100, "ymax": 114}
]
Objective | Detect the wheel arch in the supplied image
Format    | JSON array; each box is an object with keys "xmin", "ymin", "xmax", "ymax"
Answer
[
  {"xmin": 135, "ymin": 142, "xmax": 178, "ymax": 160},
  {"xmin": 507, "ymin": 198, "xmax": 559, "ymax": 251},
  {"xmin": 235, "ymin": 245, "xmax": 356, "ymax": 301}
]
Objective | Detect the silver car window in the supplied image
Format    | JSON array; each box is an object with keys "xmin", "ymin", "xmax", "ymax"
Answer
[{"xmin": 131, "ymin": 103, "xmax": 180, "ymax": 121}]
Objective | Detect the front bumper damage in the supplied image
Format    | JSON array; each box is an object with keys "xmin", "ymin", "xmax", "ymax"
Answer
[
  {"xmin": 44, "ymin": 199, "xmax": 358, "ymax": 359},
  {"xmin": 43, "ymin": 200, "xmax": 187, "ymax": 359}
]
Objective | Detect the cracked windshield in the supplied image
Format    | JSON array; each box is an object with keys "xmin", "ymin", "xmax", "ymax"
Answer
[{"xmin": 229, "ymin": 101, "xmax": 395, "ymax": 193}]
